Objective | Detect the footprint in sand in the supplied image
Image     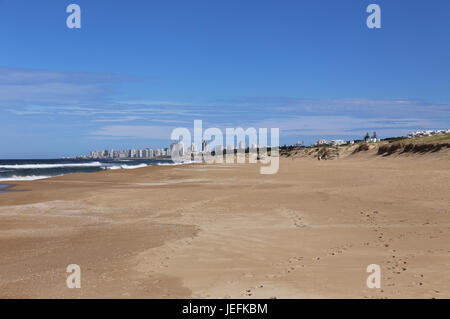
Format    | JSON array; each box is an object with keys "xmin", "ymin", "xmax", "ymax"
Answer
[
  {"xmin": 242, "ymin": 283, "xmax": 266, "ymax": 297},
  {"xmin": 326, "ymin": 244, "xmax": 352, "ymax": 257},
  {"xmin": 279, "ymin": 208, "xmax": 308, "ymax": 228},
  {"xmin": 267, "ymin": 256, "xmax": 305, "ymax": 279}
]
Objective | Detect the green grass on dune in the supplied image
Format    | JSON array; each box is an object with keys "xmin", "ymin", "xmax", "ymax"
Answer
[
  {"xmin": 377, "ymin": 133, "xmax": 450, "ymax": 155},
  {"xmin": 388, "ymin": 133, "xmax": 450, "ymax": 145}
]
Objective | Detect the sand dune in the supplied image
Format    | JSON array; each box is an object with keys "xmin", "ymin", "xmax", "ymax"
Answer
[{"xmin": 0, "ymin": 155, "xmax": 449, "ymax": 298}]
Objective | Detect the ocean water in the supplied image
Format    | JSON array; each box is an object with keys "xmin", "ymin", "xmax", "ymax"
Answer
[{"xmin": 0, "ymin": 158, "xmax": 181, "ymax": 182}]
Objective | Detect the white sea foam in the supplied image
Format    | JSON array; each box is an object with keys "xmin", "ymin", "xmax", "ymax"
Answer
[
  {"xmin": 106, "ymin": 164, "xmax": 148, "ymax": 170},
  {"xmin": 0, "ymin": 160, "xmax": 196, "ymax": 182},
  {"xmin": 0, "ymin": 162, "xmax": 103, "ymax": 169},
  {"xmin": 157, "ymin": 161, "xmax": 197, "ymax": 166},
  {"xmin": 122, "ymin": 164, "xmax": 149, "ymax": 169},
  {"xmin": 107, "ymin": 166, "xmax": 122, "ymax": 170},
  {"xmin": 0, "ymin": 175, "xmax": 57, "ymax": 181}
]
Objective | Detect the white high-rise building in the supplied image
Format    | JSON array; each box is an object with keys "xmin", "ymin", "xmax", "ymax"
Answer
[
  {"xmin": 179, "ymin": 142, "xmax": 185, "ymax": 156},
  {"xmin": 170, "ymin": 142, "xmax": 185, "ymax": 156},
  {"xmin": 238, "ymin": 141, "xmax": 246, "ymax": 152},
  {"xmin": 189, "ymin": 143, "xmax": 198, "ymax": 154},
  {"xmin": 202, "ymin": 140, "xmax": 208, "ymax": 152},
  {"xmin": 118, "ymin": 151, "xmax": 127, "ymax": 158},
  {"xmin": 215, "ymin": 145, "xmax": 223, "ymax": 155}
]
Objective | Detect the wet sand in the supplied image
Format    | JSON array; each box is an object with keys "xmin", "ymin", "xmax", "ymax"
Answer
[
  {"xmin": 0, "ymin": 155, "xmax": 449, "ymax": 298},
  {"xmin": 0, "ymin": 184, "xmax": 16, "ymax": 193}
]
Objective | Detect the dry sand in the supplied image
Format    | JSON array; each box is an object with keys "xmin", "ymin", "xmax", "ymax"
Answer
[{"xmin": 0, "ymin": 154, "xmax": 449, "ymax": 298}]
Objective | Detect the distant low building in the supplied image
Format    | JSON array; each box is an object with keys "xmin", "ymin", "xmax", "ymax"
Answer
[
  {"xmin": 315, "ymin": 139, "xmax": 328, "ymax": 146},
  {"xmin": 365, "ymin": 132, "xmax": 379, "ymax": 143},
  {"xmin": 408, "ymin": 129, "xmax": 450, "ymax": 138},
  {"xmin": 330, "ymin": 139, "xmax": 346, "ymax": 146},
  {"xmin": 294, "ymin": 141, "xmax": 303, "ymax": 149}
]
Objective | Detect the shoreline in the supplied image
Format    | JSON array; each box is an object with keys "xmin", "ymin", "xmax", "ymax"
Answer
[{"xmin": 0, "ymin": 158, "xmax": 198, "ymax": 185}]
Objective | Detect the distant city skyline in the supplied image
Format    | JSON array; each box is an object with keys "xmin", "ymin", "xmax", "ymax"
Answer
[
  {"xmin": 1, "ymin": 0, "xmax": 450, "ymax": 158},
  {"xmin": 84, "ymin": 128, "xmax": 450, "ymax": 160}
]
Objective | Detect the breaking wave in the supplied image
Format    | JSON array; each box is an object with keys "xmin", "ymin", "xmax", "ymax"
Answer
[
  {"xmin": 0, "ymin": 162, "xmax": 103, "ymax": 170},
  {"xmin": 0, "ymin": 175, "xmax": 57, "ymax": 181},
  {"xmin": 106, "ymin": 164, "xmax": 149, "ymax": 170}
]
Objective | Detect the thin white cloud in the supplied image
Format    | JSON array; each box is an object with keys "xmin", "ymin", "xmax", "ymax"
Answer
[
  {"xmin": 91, "ymin": 125, "xmax": 176, "ymax": 139},
  {"xmin": 2, "ymin": 68, "xmax": 448, "ymax": 141},
  {"xmin": 254, "ymin": 116, "xmax": 439, "ymax": 137},
  {"xmin": 92, "ymin": 116, "xmax": 143, "ymax": 122},
  {"xmin": 149, "ymin": 119, "xmax": 191, "ymax": 124}
]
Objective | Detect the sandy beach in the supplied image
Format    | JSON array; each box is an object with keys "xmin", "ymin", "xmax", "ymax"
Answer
[{"xmin": 0, "ymin": 153, "xmax": 449, "ymax": 299}]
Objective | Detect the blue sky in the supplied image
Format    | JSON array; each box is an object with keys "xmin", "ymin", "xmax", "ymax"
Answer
[{"xmin": 1, "ymin": 0, "xmax": 449, "ymax": 158}]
